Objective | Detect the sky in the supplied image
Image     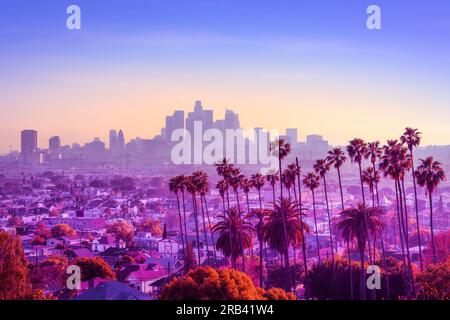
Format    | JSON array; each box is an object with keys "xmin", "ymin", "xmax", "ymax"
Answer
[{"xmin": 0, "ymin": 0, "xmax": 449, "ymax": 154}]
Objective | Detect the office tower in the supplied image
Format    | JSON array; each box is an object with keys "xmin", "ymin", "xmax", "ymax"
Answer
[
  {"xmin": 109, "ymin": 129, "xmax": 117, "ymax": 150},
  {"xmin": 21, "ymin": 130, "xmax": 38, "ymax": 165},
  {"xmin": 21, "ymin": 130, "xmax": 37, "ymax": 154},
  {"xmin": 117, "ymin": 130, "xmax": 125, "ymax": 153},
  {"xmin": 165, "ymin": 110, "xmax": 185, "ymax": 141},
  {"xmin": 224, "ymin": 109, "xmax": 240, "ymax": 130},
  {"xmin": 49, "ymin": 136, "xmax": 61, "ymax": 150},
  {"xmin": 186, "ymin": 100, "xmax": 214, "ymax": 135},
  {"xmin": 286, "ymin": 128, "xmax": 298, "ymax": 144}
]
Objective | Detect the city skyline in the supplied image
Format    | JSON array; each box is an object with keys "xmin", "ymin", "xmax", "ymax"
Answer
[
  {"xmin": 1, "ymin": 1, "xmax": 450, "ymax": 154},
  {"xmin": 5, "ymin": 98, "xmax": 450, "ymax": 157}
]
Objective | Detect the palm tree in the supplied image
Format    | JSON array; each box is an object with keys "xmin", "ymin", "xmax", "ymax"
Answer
[
  {"xmin": 336, "ymin": 204, "xmax": 384, "ymax": 300},
  {"xmin": 401, "ymin": 128, "xmax": 424, "ymax": 270},
  {"xmin": 347, "ymin": 138, "xmax": 373, "ymax": 262},
  {"xmin": 379, "ymin": 141, "xmax": 414, "ymax": 296},
  {"xmin": 197, "ymin": 172, "xmax": 217, "ymax": 262},
  {"xmin": 185, "ymin": 176, "xmax": 201, "ymax": 265},
  {"xmin": 241, "ymin": 176, "xmax": 253, "ymax": 213},
  {"xmin": 295, "ymin": 157, "xmax": 309, "ymax": 298},
  {"xmin": 216, "ymin": 158, "xmax": 232, "ymax": 210},
  {"xmin": 247, "ymin": 208, "xmax": 271, "ymax": 287},
  {"xmin": 271, "ymin": 138, "xmax": 291, "ymax": 270},
  {"xmin": 415, "ymin": 156, "xmax": 446, "ymax": 264},
  {"xmin": 264, "ymin": 198, "xmax": 310, "ymax": 290},
  {"xmin": 169, "ymin": 176, "xmax": 186, "ymax": 259},
  {"xmin": 213, "ymin": 207, "xmax": 254, "ymax": 269},
  {"xmin": 217, "ymin": 179, "xmax": 233, "ymax": 267},
  {"xmin": 326, "ymin": 148, "xmax": 347, "ymax": 210},
  {"xmin": 228, "ymin": 166, "xmax": 246, "ymax": 270},
  {"xmin": 251, "ymin": 173, "xmax": 266, "ymax": 209},
  {"xmin": 326, "ymin": 148, "xmax": 353, "ymax": 299},
  {"xmin": 303, "ymin": 172, "xmax": 321, "ymax": 264},
  {"xmin": 362, "ymin": 167, "xmax": 380, "ymax": 207},
  {"xmin": 313, "ymin": 159, "xmax": 335, "ymax": 262},
  {"xmin": 192, "ymin": 171, "xmax": 210, "ymax": 260},
  {"xmin": 266, "ymin": 170, "xmax": 279, "ymax": 203}
]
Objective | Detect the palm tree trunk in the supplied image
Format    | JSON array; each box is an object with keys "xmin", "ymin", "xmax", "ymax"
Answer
[
  {"xmin": 347, "ymin": 241, "xmax": 354, "ymax": 300},
  {"xmin": 410, "ymin": 152, "xmax": 424, "ymax": 271},
  {"xmin": 175, "ymin": 193, "xmax": 185, "ymax": 260},
  {"xmin": 357, "ymin": 161, "xmax": 373, "ymax": 263},
  {"xmin": 202, "ymin": 195, "xmax": 217, "ymax": 261},
  {"xmin": 295, "ymin": 158, "xmax": 309, "ymax": 299},
  {"xmin": 359, "ymin": 246, "xmax": 366, "ymax": 300},
  {"xmin": 258, "ymin": 221, "xmax": 264, "ymax": 288},
  {"xmin": 181, "ymin": 191, "xmax": 189, "ymax": 251},
  {"xmin": 337, "ymin": 165, "xmax": 353, "ymax": 300},
  {"xmin": 398, "ymin": 179, "xmax": 414, "ymax": 297},
  {"xmin": 312, "ymin": 190, "xmax": 321, "ymax": 265},
  {"xmin": 278, "ymin": 151, "xmax": 290, "ymax": 272},
  {"xmin": 394, "ymin": 181, "xmax": 407, "ymax": 272},
  {"xmin": 322, "ymin": 175, "xmax": 336, "ymax": 298},
  {"xmin": 272, "ymin": 185, "xmax": 276, "ymax": 203},
  {"xmin": 192, "ymin": 196, "xmax": 201, "ymax": 266},
  {"xmin": 199, "ymin": 196, "xmax": 210, "ymax": 261},
  {"xmin": 222, "ymin": 196, "xmax": 232, "ymax": 267},
  {"xmin": 235, "ymin": 190, "xmax": 246, "ymax": 272},
  {"xmin": 429, "ymin": 191, "xmax": 436, "ymax": 264}
]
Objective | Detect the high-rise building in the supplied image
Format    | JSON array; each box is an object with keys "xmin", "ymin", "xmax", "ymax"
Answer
[
  {"xmin": 109, "ymin": 129, "xmax": 117, "ymax": 150},
  {"xmin": 165, "ymin": 110, "xmax": 184, "ymax": 141},
  {"xmin": 117, "ymin": 130, "xmax": 125, "ymax": 153},
  {"xmin": 21, "ymin": 130, "xmax": 37, "ymax": 154},
  {"xmin": 286, "ymin": 128, "xmax": 298, "ymax": 145},
  {"xmin": 49, "ymin": 136, "xmax": 61, "ymax": 150},
  {"xmin": 21, "ymin": 130, "xmax": 38, "ymax": 165}
]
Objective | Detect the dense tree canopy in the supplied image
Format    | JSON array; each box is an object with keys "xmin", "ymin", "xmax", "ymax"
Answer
[{"xmin": 160, "ymin": 266, "xmax": 295, "ymax": 300}]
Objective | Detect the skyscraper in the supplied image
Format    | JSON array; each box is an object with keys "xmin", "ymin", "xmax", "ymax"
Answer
[
  {"xmin": 21, "ymin": 130, "xmax": 38, "ymax": 164},
  {"xmin": 109, "ymin": 129, "xmax": 118, "ymax": 151},
  {"xmin": 49, "ymin": 136, "xmax": 61, "ymax": 150},
  {"xmin": 117, "ymin": 130, "xmax": 125, "ymax": 154},
  {"xmin": 165, "ymin": 110, "xmax": 184, "ymax": 141},
  {"xmin": 286, "ymin": 128, "xmax": 298, "ymax": 145}
]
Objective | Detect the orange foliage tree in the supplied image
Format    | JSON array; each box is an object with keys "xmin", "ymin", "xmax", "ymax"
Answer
[
  {"xmin": 51, "ymin": 224, "xmax": 76, "ymax": 238},
  {"xmin": 160, "ymin": 266, "xmax": 295, "ymax": 300},
  {"xmin": 74, "ymin": 257, "xmax": 115, "ymax": 281},
  {"xmin": 0, "ymin": 231, "xmax": 32, "ymax": 299},
  {"xmin": 416, "ymin": 258, "xmax": 450, "ymax": 300}
]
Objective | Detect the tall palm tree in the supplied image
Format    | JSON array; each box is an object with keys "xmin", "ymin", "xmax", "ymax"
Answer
[
  {"xmin": 213, "ymin": 207, "xmax": 253, "ymax": 269},
  {"xmin": 401, "ymin": 128, "xmax": 424, "ymax": 270},
  {"xmin": 169, "ymin": 176, "xmax": 186, "ymax": 259},
  {"xmin": 313, "ymin": 159, "xmax": 335, "ymax": 262},
  {"xmin": 251, "ymin": 173, "xmax": 266, "ymax": 209},
  {"xmin": 326, "ymin": 148, "xmax": 347, "ymax": 210},
  {"xmin": 415, "ymin": 156, "xmax": 446, "ymax": 264},
  {"xmin": 379, "ymin": 141, "xmax": 414, "ymax": 295},
  {"xmin": 282, "ymin": 170, "xmax": 294, "ymax": 199},
  {"xmin": 197, "ymin": 172, "xmax": 217, "ymax": 261},
  {"xmin": 247, "ymin": 208, "xmax": 271, "ymax": 287},
  {"xmin": 326, "ymin": 147, "xmax": 353, "ymax": 299},
  {"xmin": 228, "ymin": 166, "xmax": 246, "ymax": 270},
  {"xmin": 295, "ymin": 158, "xmax": 309, "ymax": 298},
  {"xmin": 217, "ymin": 179, "xmax": 233, "ymax": 266},
  {"xmin": 303, "ymin": 172, "xmax": 321, "ymax": 264},
  {"xmin": 362, "ymin": 167, "xmax": 380, "ymax": 207},
  {"xmin": 192, "ymin": 171, "xmax": 210, "ymax": 260},
  {"xmin": 185, "ymin": 176, "xmax": 201, "ymax": 265},
  {"xmin": 271, "ymin": 138, "xmax": 291, "ymax": 270},
  {"xmin": 266, "ymin": 170, "xmax": 279, "ymax": 203},
  {"xmin": 241, "ymin": 176, "xmax": 253, "ymax": 213},
  {"xmin": 336, "ymin": 204, "xmax": 384, "ymax": 300},
  {"xmin": 215, "ymin": 158, "xmax": 232, "ymax": 210},
  {"xmin": 264, "ymin": 198, "xmax": 310, "ymax": 290},
  {"xmin": 347, "ymin": 138, "xmax": 373, "ymax": 262}
]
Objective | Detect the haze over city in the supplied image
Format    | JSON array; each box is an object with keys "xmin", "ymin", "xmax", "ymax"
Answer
[{"xmin": 1, "ymin": 0, "xmax": 450, "ymax": 153}]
